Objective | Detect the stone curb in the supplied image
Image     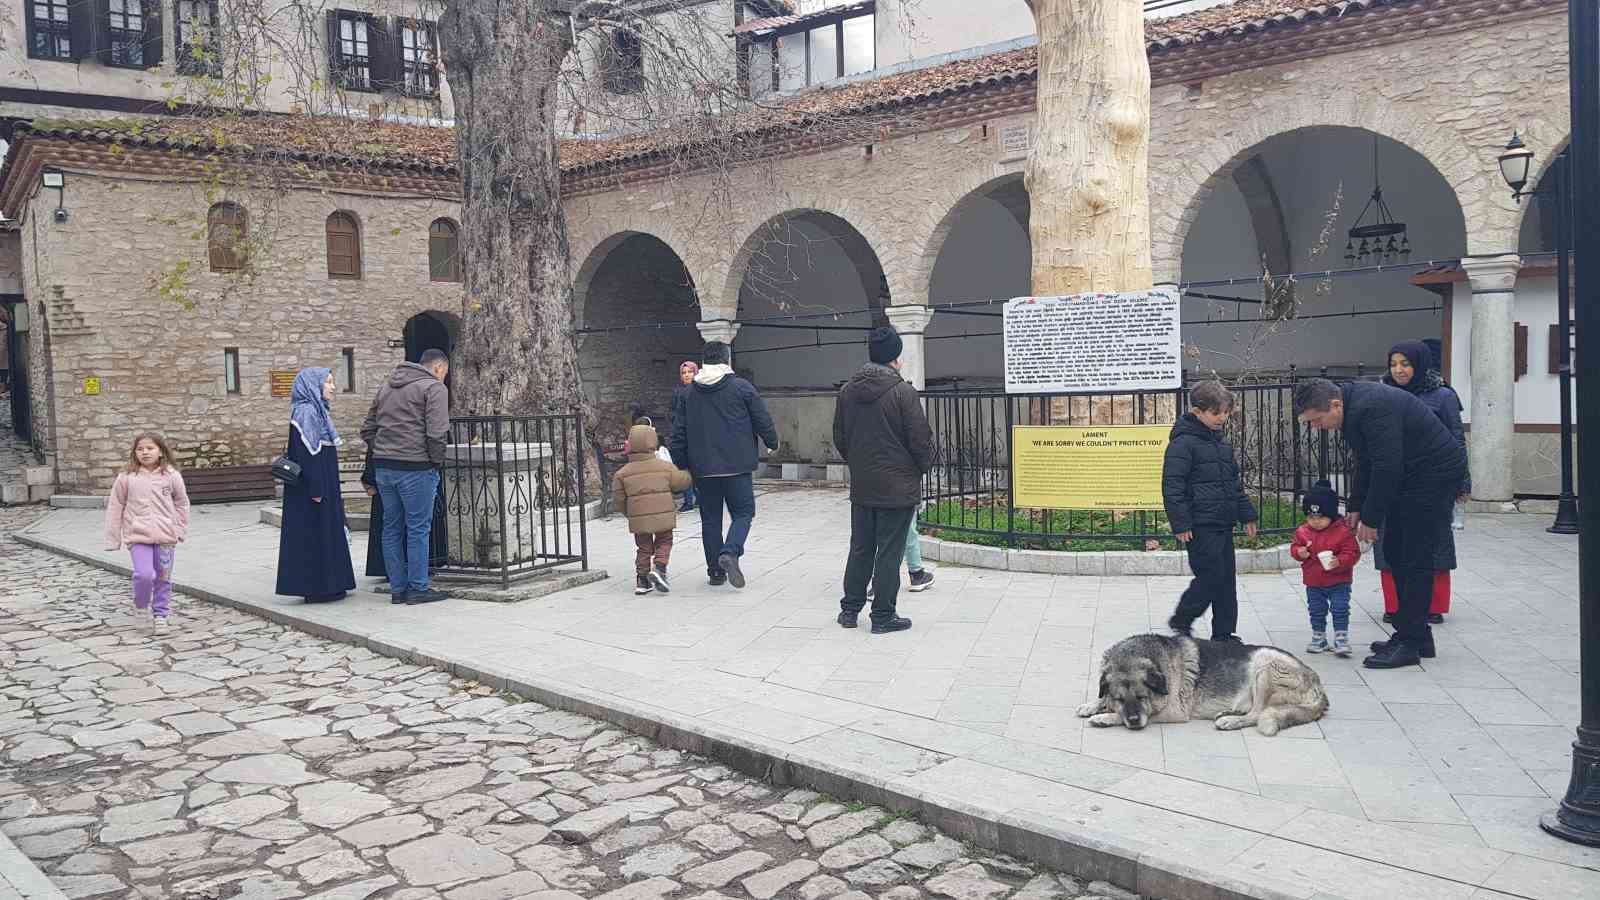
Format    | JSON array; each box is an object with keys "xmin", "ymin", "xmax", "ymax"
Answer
[
  {"xmin": 919, "ymin": 536, "xmax": 1298, "ymax": 575},
  {"xmin": 0, "ymin": 830, "xmax": 69, "ymax": 900},
  {"xmin": 4, "ymin": 528, "xmax": 1527, "ymax": 900}
]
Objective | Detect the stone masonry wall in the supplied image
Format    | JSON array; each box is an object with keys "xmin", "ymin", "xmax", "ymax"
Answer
[
  {"xmin": 21, "ymin": 174, "xmax": 463, "ymax": 492},
  {"xmin": 565, "ymin": 11, "xmax": 1570, "ymax": 310}
]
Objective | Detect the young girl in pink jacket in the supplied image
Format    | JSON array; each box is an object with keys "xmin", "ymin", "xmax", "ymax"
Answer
[{"xmin": 104, "ymin": 433, "xmax": 190, "ymax": 628}]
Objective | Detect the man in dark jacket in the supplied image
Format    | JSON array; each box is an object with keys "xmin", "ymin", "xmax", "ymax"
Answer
[
  {"xmin": 832, "ymin": 327, "xmax": 933, "ymax": 635},
  {"xmin": 1295, "ymin": 377, "xmax": 1466, "ymax": 668},
  {"xmin": 361, "ymin": 350, "xmax": 450, "ymax": 606},
  {"xmin": 670, "ymin": 342, "xmax": 778, "ymax": 588},
  {"xmin": 1163, "ymin": 381, "xmax": 1258, "ymax": 642}
]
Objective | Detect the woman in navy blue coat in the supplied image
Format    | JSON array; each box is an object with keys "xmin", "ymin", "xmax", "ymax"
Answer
[
  {"xmin": 275, "ymin": 367, "xmax": 356, "ymax": 603},
  {"xmin": 1375, "ymin": 340, "xmax": 1469, "ymax": 623}
]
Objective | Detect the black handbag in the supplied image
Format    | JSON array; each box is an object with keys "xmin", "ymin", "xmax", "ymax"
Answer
[{"xmin": 271, "ymin": 440, "xmax": 301, "ymax": 487}]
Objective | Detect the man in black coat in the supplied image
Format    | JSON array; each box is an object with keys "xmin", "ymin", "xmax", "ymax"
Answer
[
  {"xmin": 1163, "ymin": 381, "xmax": 1258, "ymax": 642},
  {"xmin": 832, "ymin": 327, "xmax": 933, "ymax": 635},
  {"xmin": 670, "ymin": 341, "xmax": 778, "ymax": 589},
  {"xmin": 1295, "ymin": 378, "xmax": 1466, "ymax": 668}
]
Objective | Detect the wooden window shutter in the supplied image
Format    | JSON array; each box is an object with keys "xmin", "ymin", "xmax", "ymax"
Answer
[
  {"xmin": 140, "ymin": 0, "xmax": 162, "ymax": 67},
  {"xmin": 1550, "ymin": 324, "xmax": 1563, "ymax": 375},
  {"xmin": 1514, "ymin": 322, "xmax": 1528, "ymax": 381},
  {"xmin": 208, "ymin": 203, "xmax": 246, "ymax": 272},
  {"xmin": 69, "ymin": 0, "xmax": 98, "ymax": 61},
  {"xmin": 326, "ymin": 212, "xmax": 362, "ymax": 279},
  {"xmin": 325, "ymin": 9, "xmax": 341, "ymax": 82},
  {"xmin": 370, "ymin": 15, "xmax": 399, "ymax": 91}
]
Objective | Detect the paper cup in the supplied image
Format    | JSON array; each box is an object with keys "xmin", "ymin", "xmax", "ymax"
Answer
[{"xmin": 1317, "ymin": 550, "xmax": 1336, "ymax": 570}]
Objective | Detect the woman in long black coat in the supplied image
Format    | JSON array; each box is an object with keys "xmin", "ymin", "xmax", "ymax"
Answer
[
  {"xmin": 276, "ymin": 367, "xmax": 356, "ymax": 602},
  {"xmin": 1375, "ymin": 340, "xmax": 1469, "ymax": 623}
]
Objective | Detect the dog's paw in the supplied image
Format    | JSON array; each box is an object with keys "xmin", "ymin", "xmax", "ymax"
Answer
[
  {"xmin": 1256, "ymin": 717, "xmax": 1282, "ymax": 736},
  {"xmin": 1214, "ymin": 715, "xmax": 1251, "ymax": 731},
  {"xmin": 1087, "ymin": 713, "xmax": 1122, "ymax": 728},
  {"xmin": 1074, "ymin": 701, "xmax": 1102, "ymax": 718}
]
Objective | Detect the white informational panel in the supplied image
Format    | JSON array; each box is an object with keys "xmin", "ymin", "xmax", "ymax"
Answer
[{"xmin": 1003, "ymin": 288, "xmax": 1182, "ymax": 394}]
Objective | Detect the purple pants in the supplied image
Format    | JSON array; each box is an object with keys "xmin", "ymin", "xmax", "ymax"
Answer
[{"xmin": 129, "ymin": 544, "xmax": 175, "ymax": 617}]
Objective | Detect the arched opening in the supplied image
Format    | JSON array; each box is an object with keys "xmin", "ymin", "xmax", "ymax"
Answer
[
  {"xmin": 403, "ymin": 310, "xmax": 461, "ymax": 392},
  {"xmin": 1517, "ymin": 138, "xmax": 1570, "ymax": 255},
  {"xmin": 730, "ymin": 209, "xmax": 887, "ymax": 463},
  {"xmin": 1178, "ymin": 127, "xmax": 1467, "ymax": 377},
  {"xmin": 924, "ymin": 175, "xmax": 1031, "ymax": 390},
  {"xmin": 573, "ymin": 232, "xmax": 700, "ymax": 442}
]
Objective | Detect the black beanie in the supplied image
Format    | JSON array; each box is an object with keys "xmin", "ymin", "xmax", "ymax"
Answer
[
  {"xmin": 869, "ymin": 326, "xmax": 903, "ymax": 365},
  {"xmin": 1302, "ymin": 480, "xmax": 1340, "ymax": 518}
]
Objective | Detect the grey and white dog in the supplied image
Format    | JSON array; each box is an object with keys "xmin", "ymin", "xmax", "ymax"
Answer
[{"xmin": 1075, "ymin": 634, "xmax": 1329, "ymax": 736}]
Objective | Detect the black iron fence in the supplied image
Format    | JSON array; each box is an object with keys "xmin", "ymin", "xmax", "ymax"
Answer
[
  {"xmin": 436, "ymin": 414, "xmax": 588, "ymax": 587},
  {"xmin": 919, "ymin": 384, "xmax": 1356, "ymax": 550}
]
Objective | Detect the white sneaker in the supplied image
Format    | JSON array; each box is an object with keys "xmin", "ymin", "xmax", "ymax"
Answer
[
  {"xmin": 153, "ymin": 616, "xmax": 169, "ymax": 630},
  {"xmin": 1305, "ymin": 634, "xmax": 1329, "ymax": 653}
]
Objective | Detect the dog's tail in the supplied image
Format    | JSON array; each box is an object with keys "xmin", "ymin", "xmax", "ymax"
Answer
[{"xmin": 1256, "ymin": 656, "xmax": 1330, "ymax": 736}]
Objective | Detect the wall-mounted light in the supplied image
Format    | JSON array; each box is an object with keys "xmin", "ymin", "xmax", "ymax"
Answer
[{"xmin": 41, "ymin": 169, "xmax": 66, "ymax": 223}]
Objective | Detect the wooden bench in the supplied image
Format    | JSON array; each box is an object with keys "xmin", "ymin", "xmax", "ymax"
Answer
[{"xmin": 184, "ymin": 464, "xmax": 278, "ymax": 505}]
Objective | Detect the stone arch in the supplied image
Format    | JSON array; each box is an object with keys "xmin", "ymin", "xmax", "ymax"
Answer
[
  {"xmin": 1154, "ymin": 104, "xmax": 1491, "ymax": 282},
  {"xmin": 718, "ymin": 197, "xmax": 904, "ymax": 316},
  {"xmin": 915, "ymin": 173, "xmax": 1030, "ymax": 302},
  {"xmin": 1517, "ymin": 136, "xmax": 1571, "ymax": 254}
]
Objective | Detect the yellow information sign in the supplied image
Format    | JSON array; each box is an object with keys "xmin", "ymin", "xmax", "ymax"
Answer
[
  {"xmin": 82, "ymin": 377, "xmax": 101, "ymax": 396},
  {"xmin": 1012, "ymin": 425, "xmax": 1170, "ymax": 510},
  {"xmin": 269, "ymin": 370, "xmax": 297, "ymax": 398}
]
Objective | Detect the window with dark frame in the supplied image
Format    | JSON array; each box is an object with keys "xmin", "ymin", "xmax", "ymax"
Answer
[
  {"xmin": 106, "ymin": 0, "xmax": 148, "ymax": 68},
  {"xmin": 207, "ymin": 202, "xmax": 247, "ymax": 272},
  {"xmin": 399, "ymin": 19, "xmax": 439, "ymax": 97},
  {"xmin": 341, "ymin": 348, "xmax": 356, "ymax": 393},
  {"xmin": 326, "ymin": 212, "xmax": 363, "ymax": 279},
  {"xmin": 333, "ymin": 11, "xmax": 376, "ymax": 92},
  {"xmin": 603, "ymin": 28, "xmax": 645, "ymax": 95},
  {"xmin": 224, "ymin": 348, "xmax": 241, "ymax": 394},
  {"xmin": 28, "ymin": 0, "xmax": 74, "ymax": 61},
  {"xmin": 750, "ymin": 6, "xmax": 874, "ymax": 95},
  {"xmin": 429, "ymin": 218, "xmax": 460, "ymax": 282},
  {"xmin": 176, "ymin": 0, "xmax": 222, "ymax": 76}
]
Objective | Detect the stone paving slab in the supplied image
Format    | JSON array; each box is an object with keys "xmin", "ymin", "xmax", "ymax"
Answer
[
  {"xmin": 15, "ymin": 491, "xmax": 1600, "ymax": 900},
  {"xmin": 0, "ymin": 830, "xmax": 67, "ymax": 900}
]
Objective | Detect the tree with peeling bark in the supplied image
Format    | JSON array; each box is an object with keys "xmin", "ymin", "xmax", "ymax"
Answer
[{"xmin": 1023, "ymin": 0, "xmax": 1153, "ymax": 295}]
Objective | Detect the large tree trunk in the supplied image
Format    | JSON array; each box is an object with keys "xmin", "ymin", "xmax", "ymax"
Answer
[
  {"xmin": 440, "ymin": 2, "xmax": 586, "ymax": 418},
  {"xmin": 1024, "ymin": 0, "xmax": 1153, "ymax": 295}
]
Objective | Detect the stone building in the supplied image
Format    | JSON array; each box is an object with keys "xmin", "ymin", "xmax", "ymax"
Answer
[{"xmin": 0, "ymin": 0, "xmax": 1578, "ymax": 500}]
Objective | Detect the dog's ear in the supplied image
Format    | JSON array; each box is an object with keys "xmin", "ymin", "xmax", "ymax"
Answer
[
  {"xmin": 1144, "ymin": 669, "xmax": 1168, "ymax": 696},
  {"xmin": 1097, "ymin": 673, "xmax": 1110, "ymax": 698}
]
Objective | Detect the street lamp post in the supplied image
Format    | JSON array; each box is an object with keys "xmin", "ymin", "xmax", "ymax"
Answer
[
  {"xmin": 1498, "ymin": 136, "xmax": 1578, "ymax": 535},
  {"xmin": 1540, "ymin": 0, "xmax": 1600, "ymax": 846}
]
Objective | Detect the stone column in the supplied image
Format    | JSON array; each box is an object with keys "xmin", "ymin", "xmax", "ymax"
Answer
[
  {"xmin": 884, "ymin": 306, "xmax": 936, "ymax": 390},
  {"xmin": 695, "ymin": 320, "xmax": 741, "ymax": 363},
  {"xmin": 1462, "ymin": 254, "xmax": 1521, "ymax": 502}
]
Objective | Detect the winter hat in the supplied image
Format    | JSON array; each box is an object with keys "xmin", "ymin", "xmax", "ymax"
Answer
[
  {"xmin": 1302, "ymin": 480, "xmax": 1340, "ymax": 518},
  {"xmin": 679, "ymin": 360, "xmax": 700, "ymax": 376},
  {"xmin": 869, "ymin": 326, "xmax": 903, "ymax": 365}
]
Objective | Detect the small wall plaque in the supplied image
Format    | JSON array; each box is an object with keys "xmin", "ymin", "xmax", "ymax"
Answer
[
  {"xmin": 82, "ymin": 377, "xmax": 101, "ymax": 396},
  {"xmin": 999, "ymin": 122, "xmax": 1031, "ymax": 162},
  {"xmin": 270, "ymin": 370, "xmax": 297, "ymax": 398}
]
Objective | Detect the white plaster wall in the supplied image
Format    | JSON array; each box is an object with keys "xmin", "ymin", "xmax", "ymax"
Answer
[
  {"xmin": 873, "ymin": 0, "xmax": 1035, "ymax": 67},
  {"xmin": 1449, "ymin": 274, "xmax": 1568, "ymax": 426}
]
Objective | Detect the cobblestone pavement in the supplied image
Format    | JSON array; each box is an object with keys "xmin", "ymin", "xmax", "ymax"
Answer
[{"xmin": 0, "ymin": 509, "xmax": 1137, "ymax": 900}]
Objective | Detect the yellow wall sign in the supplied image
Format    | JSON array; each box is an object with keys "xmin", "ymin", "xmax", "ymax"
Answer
[
  {"xmin": 82, "ymin": 377, "xmax": 101, "ymax": 396},
  {"xmin": 1012, "ymin": 425, "xmax": 1170, "ymax": 510}
]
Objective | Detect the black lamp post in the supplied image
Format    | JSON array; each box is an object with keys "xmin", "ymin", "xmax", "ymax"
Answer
[
  {"xmin": 1498, "ymin": 135, "xmax": 1579, "ymax": 535},
  {"xmin": 1540, "ymin": 0, "xmax": 1600, "ymax": 847}
]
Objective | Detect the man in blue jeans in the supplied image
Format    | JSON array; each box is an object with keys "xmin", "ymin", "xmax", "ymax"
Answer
[
  {"xmin": 361, "ymin": 349, "xmax": 451, "ymax": 605},
  {"xmin": 671, "ymin": 342, "xmax": 778, "ymax": 588}
]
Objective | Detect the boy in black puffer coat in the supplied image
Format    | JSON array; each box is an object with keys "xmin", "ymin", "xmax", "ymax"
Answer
[{"xmin": 1163, "ymin": 381, "xmax": 1258, "ymax": 642}]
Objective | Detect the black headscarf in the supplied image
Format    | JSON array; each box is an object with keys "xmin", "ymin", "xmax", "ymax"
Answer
[{"xmin": 1383, "ymin": 340, "xmax": 1443, "ymax": 395}]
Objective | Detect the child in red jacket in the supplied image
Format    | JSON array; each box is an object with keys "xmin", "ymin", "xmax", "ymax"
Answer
[{"xmin": 1290, "ymin": 481, "xmax": 1362, "ymax": 657}]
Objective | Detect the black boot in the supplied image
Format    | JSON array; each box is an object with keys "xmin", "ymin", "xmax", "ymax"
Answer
[
  {"xmin": 871, "ymin": 616, "xmax": 912, "ymax": 635},
  {"xmin": 1167, "ymin": 615, "xmax": 1193, "ymax": 637},
  {"xmin": 1363, "ymin": 640, "xmax": 1422, "ymax": 669},
  {"xmin": 1427, "ymin": 613, "xmax": 1444, "ymax": 624},
  {"xmin": 1369, "ymin": 634, "xmax": 1436, "ymax": 658},
  {"xmin": 1381, "ymin": 612, "xmax": 1396, "ymax": 624}
]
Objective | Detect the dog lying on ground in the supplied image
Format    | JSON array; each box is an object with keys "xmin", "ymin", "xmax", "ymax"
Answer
[{"xmin": 1075, "ymin": 633, "xmax": 1328, "ymax": 736}]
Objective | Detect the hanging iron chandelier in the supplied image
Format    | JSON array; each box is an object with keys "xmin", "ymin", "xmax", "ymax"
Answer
[{"xmin": 1345, "ymin": 137, "xmax": 1412, "ymax": 265}]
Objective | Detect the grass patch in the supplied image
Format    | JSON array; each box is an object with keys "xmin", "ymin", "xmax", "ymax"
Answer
[{"xmin": 922, "ymin": 495, "xmax": 1299, "ymax": 552}]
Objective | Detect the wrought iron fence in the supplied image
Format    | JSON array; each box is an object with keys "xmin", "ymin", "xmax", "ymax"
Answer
[
  {"xmin": 436, "ymin": 414, "xmax": 588, "ymax": 588},
  {"xmin": 919, "ymin": 384, "xmax": 1356, "ymax": 550}
]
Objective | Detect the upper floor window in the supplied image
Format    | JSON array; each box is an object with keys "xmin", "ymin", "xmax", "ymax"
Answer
[
  {"xmin": 326, "ymin": 212, "xmax": 363, "ymax": 279},
  {"xmin": 207, "ymin": 202, "xmax": 247, "ymax": 272},
  {"xmin": 106, "ymin": 0, "xmax": 148, "ymax": 68},
  {"xmin": 603, "ymin": 28, "xmax": 645, "ymax": 95},
  {"xmin": 748, "ymin": 5, "xmax": 874, "ymax": 94},
  {"xmin": 399, "ymin": 19, "xmax": 439, "ymax": 97},
  {"xmin": 331, "ymin": 11, "xmax": 379, "ymax": 92},
  {"xmin": 429, "ymin": 218, "xmax": 460, "ymax": 282},
  {"xmin": 176, "ymin": 0, "xmax": 222, "ymax": 76},
  {"xmin": 27, "ymin": 0, "xmax": 73, "ymax": 61}
]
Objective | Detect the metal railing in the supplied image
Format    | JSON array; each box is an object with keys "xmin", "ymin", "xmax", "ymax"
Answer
[
  {"xmin": 436, "ymin": 414, "xmax": 588, "ymax": 588},
  {"xmin": 919, "ymin": 383, "xmax": 1356, "ymax": 550}
]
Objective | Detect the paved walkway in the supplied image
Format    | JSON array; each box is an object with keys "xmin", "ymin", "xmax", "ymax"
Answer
[{"xmin": 17, "ymin": 489, "xmax": 1599, "ymax": 900}]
